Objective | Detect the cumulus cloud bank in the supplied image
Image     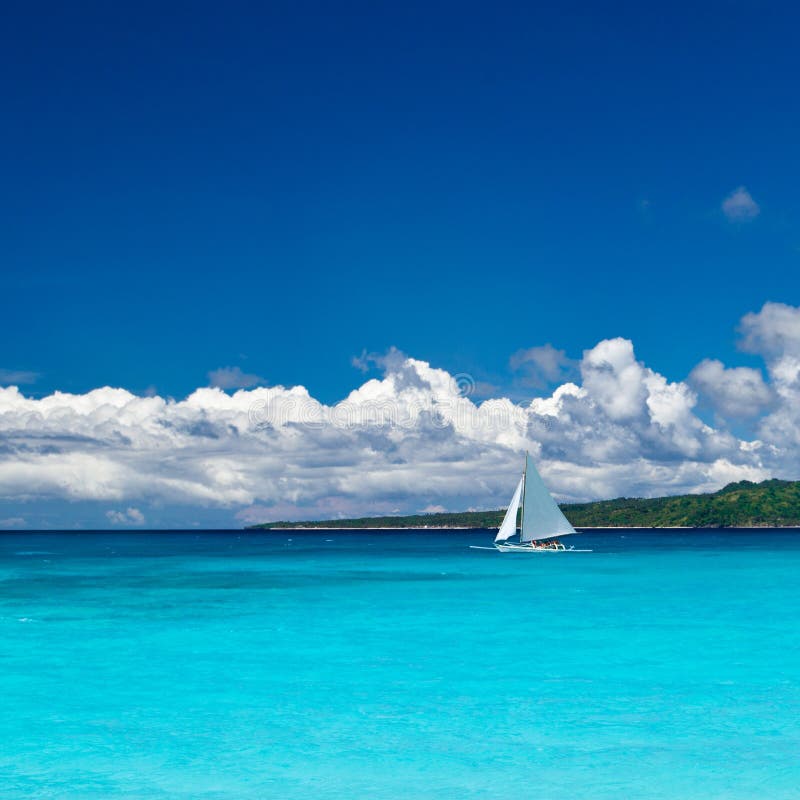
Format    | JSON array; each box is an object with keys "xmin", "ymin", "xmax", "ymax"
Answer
[{"xmin": 1, "ymin": 303, "xmax": 799, "ymax": 526}]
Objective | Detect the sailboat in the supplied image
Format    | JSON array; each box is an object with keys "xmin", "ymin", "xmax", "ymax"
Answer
[{"xmin": 479, "ymin": 454, "xmax": 591, "ymax": 553}]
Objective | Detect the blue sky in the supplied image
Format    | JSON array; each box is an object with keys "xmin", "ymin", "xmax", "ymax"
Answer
[
  {"xmin": 2, "ymin": 3, "xmax": 800, "ymax": 527},
  {"xmin": 3, "ymin": 1, "xmax": 798, "ymax": 401}
]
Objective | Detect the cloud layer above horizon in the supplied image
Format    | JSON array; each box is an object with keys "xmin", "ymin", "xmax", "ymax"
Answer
[{"xmin": 2, "ymin": 303, "xmax": 800, "ymax": 528}]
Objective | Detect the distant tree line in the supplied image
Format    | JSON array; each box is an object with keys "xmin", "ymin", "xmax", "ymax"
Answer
[{"xmin": 247, "ymin": 479, "xmax": 800, "ymax": 530}]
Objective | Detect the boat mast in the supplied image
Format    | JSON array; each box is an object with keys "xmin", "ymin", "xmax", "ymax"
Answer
[{"xmin": 519, "ymin": 452, "xmax": 527, "ymax": 542}]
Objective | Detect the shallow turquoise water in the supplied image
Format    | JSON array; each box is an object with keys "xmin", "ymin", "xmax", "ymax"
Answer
[{"xmin": 2, "ymin": 530, "xmax": 799, "ymax": 799}]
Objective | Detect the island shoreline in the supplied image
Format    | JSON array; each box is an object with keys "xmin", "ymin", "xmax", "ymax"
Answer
[
  {"xmin": 260, "ymin": 525, "xmax": 800, "ymax": 531},
  {"xmin": 249, "ymin": 479, "xmax": 800, "ymax": 531}
]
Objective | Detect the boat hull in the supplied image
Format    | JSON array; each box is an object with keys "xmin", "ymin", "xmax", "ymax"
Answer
[{"xmin": 492, "ymin": 543, "xmax": 591, "ymax": 553}]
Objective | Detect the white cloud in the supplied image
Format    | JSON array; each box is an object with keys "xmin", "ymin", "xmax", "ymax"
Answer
[
  {"xmin": 1, "ymin": 306, "xmax": 799, "ymax": 525},
  {"xmin": 351, "ymin": 346, "xmax": 408, "ymax": 374},
  {"xmin": 207, "ymin": 366, "xmax": 265, "ymax": 390},
  {"xmin": 688, "ymin": 359, "xmax": 773, "ymax": 420},
  {"xmin": 510, "ymin": 344, "xmax": 575, "ymax": 388},
  {"xmin": 737, "ymin": 303, "xmax": 800, "ymax": 449},
  {"xmin": 106, "ymin": 507, "xmax": 146, "ymax": 526},
  {"xmin": 0, "ymin": 369, "xmax": 38, "ymax": 386},
  {"xmin": 580, "ymin": 338, "xmax": 649, "ymax": 422},
  {"xmin": 0, "ymin": 516, "xmax": 25, "ymax": 528},
  {"xmin": 721, "ymin": 186, "xmax": 760, "ymax": 221},
  {"xmin": 739, "ymin": 302, "xmax": 800, "ymax": 357}
]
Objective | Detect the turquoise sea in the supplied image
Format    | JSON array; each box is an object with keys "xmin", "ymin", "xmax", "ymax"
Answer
[{"xmin": 2, "ymin": 530, "xmax": 800, "ymax": 799}]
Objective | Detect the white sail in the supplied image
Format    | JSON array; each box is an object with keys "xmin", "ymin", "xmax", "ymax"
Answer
[
  {"xmin": 494, "ymin": 477, "xmax": 523, "ymax": 542},
  {"xmin": 520, "ymin": 454, "xmax": 576, "ymax": 542}
]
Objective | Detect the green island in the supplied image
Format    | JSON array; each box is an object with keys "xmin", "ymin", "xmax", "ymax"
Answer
[{"xmin": 247, "ymin": 479, "xmax": 800, "ymax": 529}]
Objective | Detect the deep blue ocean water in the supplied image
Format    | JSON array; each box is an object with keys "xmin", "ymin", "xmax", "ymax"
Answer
[{"xmin": 2, "ymin": 529, "xmax": 799, "ymax": 799}]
